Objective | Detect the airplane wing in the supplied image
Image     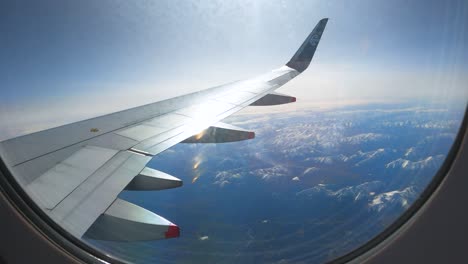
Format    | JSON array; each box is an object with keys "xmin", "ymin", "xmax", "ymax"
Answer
[{"xmin": 0, "ymin": 18, "xmax": 328, "ymax": 241}]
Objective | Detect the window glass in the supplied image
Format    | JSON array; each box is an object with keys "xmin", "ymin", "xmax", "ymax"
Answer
[{"xmin": 1, "ymin": 1, "xmax": 467, "ymax": 263}]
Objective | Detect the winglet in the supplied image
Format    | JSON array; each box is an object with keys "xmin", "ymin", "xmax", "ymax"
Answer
[{"xmin": 286, "ymin": 18, "xmax": 328, "ymax": 73}]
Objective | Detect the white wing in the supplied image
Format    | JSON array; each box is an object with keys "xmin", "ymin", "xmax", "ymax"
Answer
[{"xmin": 0, "ymin": 18, "xmax": 328, "ymax": 241}]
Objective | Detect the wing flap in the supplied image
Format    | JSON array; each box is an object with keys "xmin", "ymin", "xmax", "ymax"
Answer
[
  {"xmin": 49, "ymin": 151, "xmax": 151, "ymax": 238},
  {"xmin": 26, "ymin": 146, "xmax": 118, "ymax": 209},
  {"xmin": 9, "ymin": 133, "xmax": 139, "ymax": 185}
]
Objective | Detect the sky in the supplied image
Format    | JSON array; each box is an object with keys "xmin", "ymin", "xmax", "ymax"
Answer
[{"xmin": 1, "ymin": 0, "xmax": 467, "ymax": 140}]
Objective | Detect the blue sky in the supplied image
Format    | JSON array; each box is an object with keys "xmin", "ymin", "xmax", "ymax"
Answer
[{"xmin": 1, "ymin": 0, "xmax": 467, "ymax": 139}]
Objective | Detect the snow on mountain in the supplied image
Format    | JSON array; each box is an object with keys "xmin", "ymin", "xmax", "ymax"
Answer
[
  {"xmin": 297, "ymin": 181, "xmax": 418, "ymax": 212},
  {"xmin": 368, "ymin": 186, "xmax": 417, "ymax": 212},
  {"xmin": 213, "ymin": 170, "xmax": 243, "ymax": 187},
  {"xmin": 306, "ymin": 149, "xmax": 389, "ymax": 167},
  {"xmin": 296, "ymin": 184, "xmax": 333, "ymax": 197},
  {"xmin": 402, "ymin": 146, "xmax": 428, "ymax": 160},
  {"xmin": 385, "ymin": 155, "xmax": 445, "ymax": 170},
  {"xmin": 312, "ymin": 156, "xmax": 334, "ymax": 165},
  {"xmin": 352, "ymin": 148, "xmax": 387, "ymax": 167},
  {"xmin": 414, "ymin": 121, "xmax": 455, "ymax": 129},
  {"xmin": 303, "ymin": 167, "xmax": 319, "ymax": 176},
  {"xmin": 296, "ymin": 181, "xmax": 384, "ymax": 201},
  {"xmin": 404, "ymin": 147, "xmax": 415, "ymax": 157},
  {"xmin": 340, "ymin": 133, "xmax": 388, "ymax": 145},
  {"xmin": 251, "ymin": 165, "xmax": 289, "ymax": 181},
  {"xmin": 334, "ymin": 181, "xmax": 385, "ymax": 201},
  {"xmin": 267, "ymin": 122, "xmax": 346, "ymax": 154}
]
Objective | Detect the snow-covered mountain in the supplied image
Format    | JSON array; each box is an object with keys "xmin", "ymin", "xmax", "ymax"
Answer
[
  {"xmin": 369, "ymin": 186, "xmax": 417, "ymax": 212},
  {"xmin": 113, "ymin": 102, "xmax": 464, "ymax": 264},
  {"xmin": 296, "ymin": 181, "xmax": 418, "ymax": 213},
  {"xmin": 385, "ymin": 155, "xmax": 445, "ymax": 170},
  {"xmin": 334, "ymin": 181, "xmax": 385, "ymax": 201},
  {"xmin": 251, "ymin": 165, "xmax": 290, "ymax": 181},
  {"xmin": 340, "ymin": 133, "xmax": 389, "ymax": 145}
]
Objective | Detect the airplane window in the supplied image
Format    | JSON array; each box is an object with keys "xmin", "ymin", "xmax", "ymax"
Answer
[{"xmin": 1, "ymin": 1, "xmax": 467, "ymax": 263}]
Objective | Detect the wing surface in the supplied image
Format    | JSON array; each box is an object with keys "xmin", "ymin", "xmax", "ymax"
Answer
[{"xmin": 0, "ymin": 18, "xmax": 328, "ymax": 241}]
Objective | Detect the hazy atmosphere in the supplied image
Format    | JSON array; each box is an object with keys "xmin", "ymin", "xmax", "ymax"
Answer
[{"xmin": 1, "ymin": 0, "xmax": 467, "ymax": 140}]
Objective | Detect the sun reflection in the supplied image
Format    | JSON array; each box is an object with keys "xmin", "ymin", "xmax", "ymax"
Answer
[
  {"xmin": 186, "ymin": 111, "xmax": 220, "ymax": 139},
  {"xmin": 194, "ymin": 130, "xmax": 206, "ymax": 140},
  {"xmin": 191, "ymin": 155, "xmax": 204, "ymax": 183},
  {"xmin": 192, "ymin": 173, "xmax": 201, "ymax": 183},
  {"xmin": 193, "ymin": 160, "xmax": 201, "ymax": 170}
]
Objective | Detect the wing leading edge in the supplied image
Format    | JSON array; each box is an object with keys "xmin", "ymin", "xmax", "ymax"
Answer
[{"xmin": 0, "ymin": 18, "xmax": 328, "ymax": 241}]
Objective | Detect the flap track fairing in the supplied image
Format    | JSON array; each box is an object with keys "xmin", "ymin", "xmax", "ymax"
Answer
[
  {"xmin": 84, "ymin": 199, "xmax": 180, "ymax": 241},
  {"xmin": 250, "ymin": 92, "xmax": 296, "ymax": 106},
  {"xmin": 182, "ymin": 122, "xmax": 254, "ymax": 143},
  {"xmin": 125, "ymin": 167, "xmax": 183, "ymax": 191}
]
